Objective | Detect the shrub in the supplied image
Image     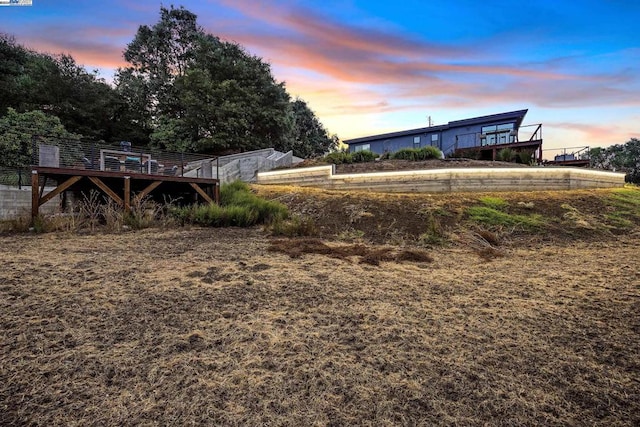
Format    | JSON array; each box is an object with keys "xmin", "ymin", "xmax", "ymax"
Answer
[
  {"xmin": 497, "ymin": 148, "xmax": 516, "ymax": 162},
  {"xmin": 351, "ymin": 149, "xmax": 378, "ymax": 163},
  {"xmin": 418, "ymin": 146, "xmax": 443, "ymax": 160},
  {"xmin": 391, "ymin": 146, "xmax": 442, "ymax": 161},
  {"xmin": 625, "ymin": 169, "xmax": 640, "ymax": 184},
  {"xmin": 517, "ymin": 150, "xmax": 535, "ymax": 165},
  {"xmin": 323, "ymin": 151, "xmax": 353, "ymax": 164},
  {"xmin": 391, "ymin": 148, "xmax": 419, "ymax": 161},
  {"xmin": 173, "ymin": 180, "xmax": 288, "ymax": 227}
]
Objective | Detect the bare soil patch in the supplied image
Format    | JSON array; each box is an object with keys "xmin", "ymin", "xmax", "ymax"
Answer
[
  {"xmin": 1, "ymin": 227, "xmax": 639, "ymax": 426},
  {"xmin": 335, "ymin": 158, "xmax": 530, "ymax": 174}
]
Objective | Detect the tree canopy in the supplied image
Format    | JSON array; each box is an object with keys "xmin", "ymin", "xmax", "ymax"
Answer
[
  {"xmin": 0, "ymin": 108, "xmax": 80, "ymax": 168},
  {"xmin": 117, "ymin": 5, "xmax": 335, "ymax": 156},
  {"xmin": 590, "ymin": 138, "xmax": 640, "ymax": 183},
  {"xmin": 0, "ymin": 33, "xmax": 139, "ymax": 142},
  {"xmin": 0, "ymin": 6, "xmax": 338, "ymax": 158}
]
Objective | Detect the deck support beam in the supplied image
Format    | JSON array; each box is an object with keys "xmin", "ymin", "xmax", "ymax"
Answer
[
  {"xmin": 189, "ymin": 182, "xmax": 214, "ymax": 204},
  {"xmin": 124, "ymin": 176, "xmax": 131, "ymax": 212},
  {"xmin": 133, "ymin": 181, "xmax": 162, "ymax": 205},
  {"xmin": 30, "ymin": 167, "xmax": 219, "ymax": 222},
  {"xmin": 88, "ymin": 176, "xmax": 124, "ymax": 206}
]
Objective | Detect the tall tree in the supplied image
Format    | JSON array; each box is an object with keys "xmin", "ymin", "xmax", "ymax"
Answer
[
  {"xmin": 285, "ymin": 98, "xmax": 339, "ymax": 158},
  {"xmin": 0, "ymin": 33, "xmax": 28, "ymax": 115},
  {"xmin": 118, "ymin": 6, "xmax": 295, "ymax": 154},
  {"xmin": 0, "ymin": 33, "xmax": 138, "ymax": 142}
]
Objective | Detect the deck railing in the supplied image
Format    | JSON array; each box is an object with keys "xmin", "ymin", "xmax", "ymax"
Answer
[
  {"xmin": 27, "ymin": 137, "xmax": 219, "ymax": 180},
  {"xmin": 444, "ymin": 123, "xmax": 543, "ymax": 154},
  {"xmin": 1, "ymin": 134, "xmax": 221, "ymax": 188}
]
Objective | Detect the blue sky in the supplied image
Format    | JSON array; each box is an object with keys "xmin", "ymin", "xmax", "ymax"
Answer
[{"xmin": 1, "ymin": 0, "xmax": 638, "ymax": 155}]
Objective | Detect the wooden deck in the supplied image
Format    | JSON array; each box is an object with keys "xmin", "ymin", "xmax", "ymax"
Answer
[
  {"xmin": 31, "ymin": 166, "xmax": 219, "ymax": 219},
  {"xmin": 456, "ymin": 139, "xmax": 544, "ymax": 162}
]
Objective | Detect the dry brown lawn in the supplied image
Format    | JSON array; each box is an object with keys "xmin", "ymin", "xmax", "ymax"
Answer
[{"xmin": 1, "ymin": 226, "xmax": 639, "ymax": 426}]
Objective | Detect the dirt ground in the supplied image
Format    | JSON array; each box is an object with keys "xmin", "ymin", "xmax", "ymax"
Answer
[
  {"xmin": 334, "ymin": 158, "xmax": 531, "ymax": 174},
  {"xmin": 1, "ymin": 225, "xmax": 639, "ymax": 426}
]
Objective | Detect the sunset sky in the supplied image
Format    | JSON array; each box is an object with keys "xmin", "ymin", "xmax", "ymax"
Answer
[{"xmin": 1, "ymin": 0, "xmax": 638, "ymax": 156}]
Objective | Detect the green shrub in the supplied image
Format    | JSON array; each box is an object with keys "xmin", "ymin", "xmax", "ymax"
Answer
[
  {"xmin": 323, "ymin": 151, "xmax": 353, "ymax": 164},
  {"xmin": 391, "ymin": 146, "xmax": 442, "ymax": 161},
  {"xmin": 497, "ymin": 148, "xmax": 516, "ymax": 162},
  {"xmin": 173, "ymin": 180, "xmax": 288, "ymax": 227},
  {"xmin": 220, "ymin": 180, "xmax": 251, "ymax": 205},
  {"xmin": 391, "ymin": 148, "xmax": 419, "ymax": 161},
  {"xmin": 351, "ymin": 149, "xmax": 378, "ymax": 163},
  {"xmin": 418, "ymin": 146, "xmax": 443, "ymax": 160},
  {"xmin": 517, "ymin": 150, "xmax": 535, "ymax": 165}
]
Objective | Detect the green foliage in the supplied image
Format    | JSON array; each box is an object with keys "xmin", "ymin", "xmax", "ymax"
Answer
[
  {"xmin": 467, "ymin": 206, "xmax": 544, "ymax": 229},
  {"xmin": 590, "ymin": 138, "xmax": 640, "ymax": 183},
  {"xmin": 479, "ymin": 196, "xmax": 509, "ymax": 210},
  {"xmin": 119, "ymin": 6, "xmax": 299, "ymax": 154},
  {"xmin": 605, "ymin": 188, "xmax": 640, "ymax": 227},
  {"xmin": 283, "ymin": 98, "xmax": 339, "ymax": 158},
  {"xmin": 351, "ymin": 149, "xmax": 378, "ymax": 163},
  {"xmin": 324, "ymin": 151, "xmax": 353, "ymax": 164},
  {"xmin": 391, "ymin": 146, "xmax": 442, "ymax": 161},
  {"xmin": 496, "ymin": 148, "xmax": 516, "ymax": 162},
  {"xmin": 517, "ymin": 150, "xmax": 535, "ymax": 164},
  {"xmin": 323, "ymin": 149, "xmax": 378, "ymax": 164},
  {"xmin": 0, "ymin": 34, "xmax": 136, "ymax": 142},
  {"xmin": 0, "ymin": 108, "xmax": 81, "ymax": 167},
  {"xmin": 174, "ymin": 180, "xmax": 288, "ymax": 227},
  {"xmin": 220, "ymin": 180, "xmax": 252, "ymax": 204}
]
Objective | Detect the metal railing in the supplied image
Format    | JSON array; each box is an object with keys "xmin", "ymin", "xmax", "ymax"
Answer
[
  {"xmin": 446, "ymin": 123, "xmax": 543, "ymax": 154},
  {"xmin": 0, "ymin": 134, "xmax": 221, "ymax": 188},
  {"xmin": 29, "ymin": 137, "xmax": 219, "ymax": 179},
  {"xmin": 543, "ymin": 146, "xmax": 590, "ymax": 163}
]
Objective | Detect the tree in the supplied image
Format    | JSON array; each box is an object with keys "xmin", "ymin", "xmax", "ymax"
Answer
[
  {"xmin": 118, "ymin": 5, "xmax": 296, "ymax": 154},
  {"xmin": 590, "ymin": 138, "xmax": 640, "ymax": 183},
  {"xmin": 0, "ymin": 33, "xmax": 28, "ymax": 115},
  {"xmin": 284, "ymin": 98, "xmax": 339, "ymax": 158},
  {"xmin": 0, "ymin": 33, "xmax": 139, "ymax": 143},
  {"xmin": 0, "ymin": 108, "xmax": 80, "ymax": 168}
]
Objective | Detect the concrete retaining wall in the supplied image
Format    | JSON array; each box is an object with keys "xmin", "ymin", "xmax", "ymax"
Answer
[
  {"xmin": 183, "ymin": 149, "xmax": 298, "ymax": 184},
  {"xmin": 0, "ymin": 185, "xmax": 58, "ymax": 220},
  {"xmin": 256, "ymin": 166, "xmax": 626, "ymax": 193}
]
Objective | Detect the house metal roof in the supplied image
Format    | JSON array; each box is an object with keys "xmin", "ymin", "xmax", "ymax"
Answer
[{"xmin": 344, "ymin": 109, "xmax": 529, "ymax": 145}]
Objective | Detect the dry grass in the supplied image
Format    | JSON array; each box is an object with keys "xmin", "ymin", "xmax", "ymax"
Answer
[{"xmin": 1, "ymin": 227, "xmax": 639, "ymax": 426}]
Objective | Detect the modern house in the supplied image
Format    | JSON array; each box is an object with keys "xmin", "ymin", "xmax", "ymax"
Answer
[{"xmin": 344, "ymin": 109, "xmax": 543, "ymax": 162}]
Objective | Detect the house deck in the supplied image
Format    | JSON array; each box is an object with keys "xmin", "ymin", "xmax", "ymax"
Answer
[{"xmin": 31, "ymin": 166, "xmax": 219, "ymax": 219}]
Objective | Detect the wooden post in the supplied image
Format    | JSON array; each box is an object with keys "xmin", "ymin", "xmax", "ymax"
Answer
[
  {"xmin": 31, "ymin": 170, "xmax": 39, "ymax": 220},
  {"xmin": 124, "ymin": 176, "xmax": 131, "ymax": 213},
  {"xmin": 214, "ymin": 182, "xmax": 220, "ymax": 205}
]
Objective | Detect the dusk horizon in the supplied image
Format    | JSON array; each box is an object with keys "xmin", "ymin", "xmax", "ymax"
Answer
[{"xmin": 1, "ymin": 0, "xmax": 638, "ymax": 155}]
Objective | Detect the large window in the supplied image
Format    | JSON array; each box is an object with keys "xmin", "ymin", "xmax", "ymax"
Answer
[
  {"xmin": 481, "ymin": 123, "xmax": 515, "ymax": 145},
  {"xmin": 413, "ymin": 136, "xmax": 421, "ymax": 146},
  {"xmin": 354, "ymin": 144, "xmax": 370, "ymax": 152}
]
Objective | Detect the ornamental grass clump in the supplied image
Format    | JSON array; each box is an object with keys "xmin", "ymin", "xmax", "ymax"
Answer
[
  {"xmin": 173, "ymin": 180, "xmax": 288, "ymax": 227},
  {"xmin": 391, "ymin": 146, "xmax": 442, "ymax": 161}
]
